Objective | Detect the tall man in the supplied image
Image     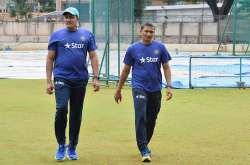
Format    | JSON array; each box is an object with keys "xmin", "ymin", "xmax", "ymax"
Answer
[
  {"xmin": 46, "ymin": 7, "xmax": 100, "ymax": 161},
  {"xmin": 114, "ymin": 23, "xmax": 173, "ymax": 162}
]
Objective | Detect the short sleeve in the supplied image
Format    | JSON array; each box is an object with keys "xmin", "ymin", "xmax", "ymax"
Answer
[
  {"xmin": 160, "ymin": 44, "xmax": 171, "ymax": 64},
  {"xmin": 48, "ymin": 33, "xmax": 57, "ymax": 51},
  {"xmin": 87, "ymin": 33, "xmax": 97, "ymax": 52},
  {"xmin": 123, "ymin": 46, "xmax": 134, "ymax": 66}
]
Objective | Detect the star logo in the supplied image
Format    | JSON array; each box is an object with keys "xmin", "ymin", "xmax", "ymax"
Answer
[
  {"xmin": 140, "ymin": 57, "xmax": 145, "ymax": 63},
  {"xmin": 154, "ymin": 49, "xmax": 160, "ymax": 55},
  {"xmin": 64, "ymin": 43, "xmax": 70, "ymax": 48},
  {"xmin": 80, "ymin": 36, "xmax": 85, "ymax": 41}
]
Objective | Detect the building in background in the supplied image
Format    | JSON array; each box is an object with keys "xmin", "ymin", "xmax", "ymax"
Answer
[
  {"xmin": 0, "ymin": 0, "xmax": 227, "ymax": 23},
  {"xmin": 150, "ymin": 0, "xmax": 224, "ymax": 5},
  {"xmin": 0, "ymin": 0, "xmax": 7, "ymax": 13},
  {"xmin": 0, "ymin": 0, "xmax": 15, "ymax": 13},
  {"xmin": 56, "ymin": 0, "xmax": 89, "ymax": 10},
  {"xmin": 0, "ymin": 0, "xmax": 15, "ymax": 21},
  {"xmin": 143, "ymin": 0, "xmax": 225, "ymax": 23},
  {"xmin": 56, "ymin": 0, "xmax": 90, "ymax": 21}
]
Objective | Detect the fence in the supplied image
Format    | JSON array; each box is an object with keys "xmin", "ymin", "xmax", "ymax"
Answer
[
  {"xmin": 188, "ymin": 56, "xmax": 250, "ymax": 88},
  {"xmin": 1, "ymin": 1, "xmax": 250, "ymax": 88},
  {"xmin": 218, "ymin": 0, "xmax": 250, "ymax": 55},
  {"xmin": 91, "ymin": 0, "xmax": 135, "ymax": 83},
  {"xmin": 0, "ymin": 20, "xmax": 220, "ymax": 44}
]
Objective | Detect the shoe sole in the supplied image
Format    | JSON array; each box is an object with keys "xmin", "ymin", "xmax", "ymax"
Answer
[
  {"xmin": 67, "ymin": 155, "xmax": 78, "ymax": 160},
  {"xmin": 141, "ymin": 156, "xmax": 151, "ymax": 162},
  {"xmin": 55, "ymin": 156, "xmax": 65, "ymax": 161}
]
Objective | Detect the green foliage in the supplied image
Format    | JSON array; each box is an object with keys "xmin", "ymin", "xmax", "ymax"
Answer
[
  {"xmin": 38, "ymin": 0, "xmax": 56, "ymax": 12},
  {"xmin": 9, "ymin": 9, "xmax": 16, "ymax": 17},
  {"xmin": 239, "ymin": 0, "xmax": 250, "ymax": 13},
  {"xmin": 13, "ymin": 0, "xmax": 32, "ymax": 20},
  {"xmin": 134, "ymin": 0, "xmax": 147, "ymax": 22}
]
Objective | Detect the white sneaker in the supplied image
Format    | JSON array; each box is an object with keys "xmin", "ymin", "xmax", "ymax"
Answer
[{"xmin": 141, "ymin": 154, "xmax": 151, "ymax": 162}]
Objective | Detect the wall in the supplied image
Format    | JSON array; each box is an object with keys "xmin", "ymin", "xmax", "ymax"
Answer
[{"xmin": 0, "ymin": 21, "xmax": 219, "ymax": 44}]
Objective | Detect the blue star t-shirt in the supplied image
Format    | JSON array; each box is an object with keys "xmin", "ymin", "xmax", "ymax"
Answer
[
  {"xmin": 124, "ymin": 41, "xmax": 171, "ymax": 92},
  {"xmin": 48, "ymin": 28, "xmax": 97, "ymax": 80}
]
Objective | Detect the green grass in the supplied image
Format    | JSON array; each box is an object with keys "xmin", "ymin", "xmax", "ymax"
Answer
[{"xmin": 0, "ymin": 79, "xmax": 249, "ymax": 165}]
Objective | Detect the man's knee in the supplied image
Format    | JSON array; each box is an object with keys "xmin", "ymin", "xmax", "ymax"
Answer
[{"xmin": 55, "ymin": 108, "xmax": 68, "ymax": 117}]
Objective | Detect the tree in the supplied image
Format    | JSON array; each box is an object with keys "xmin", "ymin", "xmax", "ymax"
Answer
[
  {"xmin": 134, "ymin": 0, "xmax": 146, "ymax": 23},
  {"xmin": 37, "ymin": 0, "xmax": 55, "ymax": 12},
  {"xmin": 13, "ymin": 0, "xmax": 32, "ymax": 21},
  {"xmin": 10, "ymin": 9, "xmax": 16, "ymax": 17}
]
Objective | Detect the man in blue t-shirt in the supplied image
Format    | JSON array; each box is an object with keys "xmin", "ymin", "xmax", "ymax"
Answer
[
  {"xmin": 46, "ymin": 7, "xmax": 100, "ymax": 161},
  {"xmin": 114, "ymin": 22, "xmax": 173, "ymax": 162}
]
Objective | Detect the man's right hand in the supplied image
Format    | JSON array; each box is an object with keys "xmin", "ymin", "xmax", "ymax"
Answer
[
  {"xmin": 46, "ymin": 82, "xmax": 54, "ymax": 95},
  {"xmin": 114, "ymin": 89, "xmax": 122, "ymax": 104},
  {"xmin": 92, "ymin": 78, "xmax": 100, "ymax": 92}
]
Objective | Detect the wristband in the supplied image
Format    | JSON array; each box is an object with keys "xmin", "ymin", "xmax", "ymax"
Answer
[{"xmin": 166, "ymin": 85, "xmax": 173, "ymax": 89}]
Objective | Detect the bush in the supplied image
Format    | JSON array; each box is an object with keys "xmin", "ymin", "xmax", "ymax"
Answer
[{"xmin": 10, "ymin": 9, "xmax": 16, "ymax": 17}]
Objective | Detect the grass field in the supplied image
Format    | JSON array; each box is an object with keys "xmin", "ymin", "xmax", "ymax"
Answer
[{"xmin": 0, "ymin": 79, "xmax": 249, "ymax": 165}]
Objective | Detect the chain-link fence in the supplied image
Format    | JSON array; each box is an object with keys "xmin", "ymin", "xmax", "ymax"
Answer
[
  {"xmin": 218, "ymin": 0, "xmax": 250, "ymax": 55},
  {"xmin": 91, "ymin": 0, "xmax": 135, "ymax": 82}
]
